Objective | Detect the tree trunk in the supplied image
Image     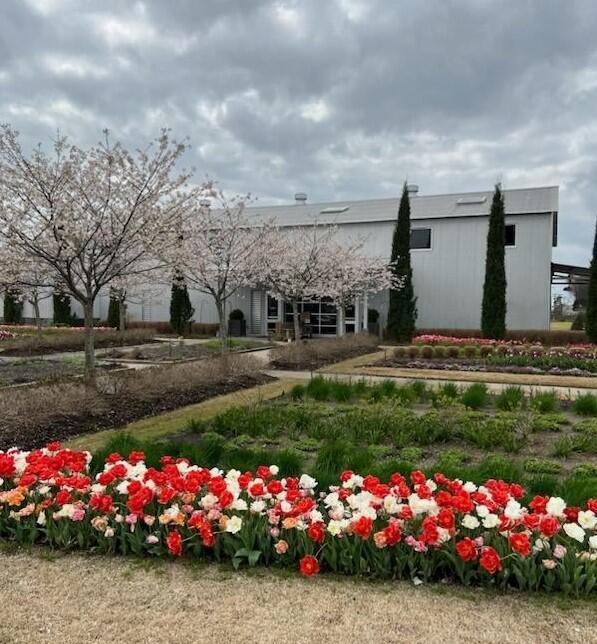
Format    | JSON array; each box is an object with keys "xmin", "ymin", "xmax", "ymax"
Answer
[
  {"xmin": 216, "ymin": 298, "xmax": 229, "ymax": 355},
  {"xmin": 119, "ymin": 297, "xmax": 126, "ymax": 332},
  {"xmin": 292, "ymin": 300, "xmax": 301, "ymax": 342},
  {"xmin": 337, "ymin": 306, "xmax": 344, "ymax": 337},
  {"xmin": 32, "ymin": 296, "xmax": 42, "ymax": 338},
  {"xmin": 83, "ymin": 300, "xmax": 96, "ymax": 383}
]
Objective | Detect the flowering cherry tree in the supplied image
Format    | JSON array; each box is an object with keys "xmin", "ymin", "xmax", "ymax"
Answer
[
  {"xmin": 167, "ymin": 187, "xmax": 275, "ymax": 343},
  {"xmin": 261, "ymin": 222, "xmax": 364, "ymax": 341},
  {"xmin": 0, "ymin": 242, "xmax": 55, "ymax": 336},
  {"xmin": 0, "ymin": 125, "xmax": 197, "ymax": 379},
  {"xmin": 326, "ymin": 251, "xmax": 402, "ymax": 335}
]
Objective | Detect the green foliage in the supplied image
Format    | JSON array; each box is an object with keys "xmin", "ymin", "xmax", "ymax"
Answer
[
  {"xmin": 107, "ymin": 291, "xmax": 121, "ymax": 329},
  {"xmin": 289, "ymin": 384, "xmax": 305, "ymax": 401},
  {"xmin": 585, "ymin": 218, "xmax": 597, "ymax": 342},
  {"xmin": 3, "ymin": 288, "xmax": 22, "ymax": 324},
  {"xmin": 52, "ymin": 291, "xmax": 72, "ymax": 325},
  {"xmin": 399, "ymin": 446, "xmax": 424, "ymax": 463},
  {"xmin": 435, "ymin": 448, "xmax": 470, "ymax": 469},
  {"xmin": 387, "ymin": 182, "xmax": 417, "ymax": 342},
  {"xmin": 572, "ymin": 393, "xmax": 597, "ymax": 417},
  {"xmin": 571, "ymin": 312, "xmax": 585, "ymax": 331},
  {"xmin": 530, "ymin": 390, "xmax": 559, "ymax": 414},
  {"xmin": 495, "ymin": 386, "xmax": 525, "ymax": 411},
  {"xmin": 532, "ymin": 414, "xmax": 565, "ymax": 433},
  {"xmin": 481, "ymin": 184, "xmax": 507, "ymax": 339},
  {"xmin": 523, "ymin": 457, "xmax": 562, "ymax": 474},
  {"xmin": 169, "ymin": 273, "xmax": 195, "ymax": 336},
  {"xmin": 460, "ymin": 383, "xmax": 488, "ymax": 410}
]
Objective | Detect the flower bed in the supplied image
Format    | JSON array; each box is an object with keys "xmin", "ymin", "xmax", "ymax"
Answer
[
  {"xmin": 1, "ymin": 443, "xmax": 596, "ymax": 594},
  {"xmin": 413, "ymin": 334, "xmax": 514, "ymax": 346},
  {"xmin": 0, "ymin": 329, "xmax": 17, "ymax": 341}
]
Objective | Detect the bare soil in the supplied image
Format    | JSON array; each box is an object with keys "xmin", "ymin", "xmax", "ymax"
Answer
[
  {"xmin": 0, "ymin": 551, "xmax": 594, "ymax": 644},
  {"xmin": 0, "ymin": 372, "xmax": 272, "ymax": 451}
]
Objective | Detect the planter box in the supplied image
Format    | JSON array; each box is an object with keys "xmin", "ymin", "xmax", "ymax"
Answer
[{"xmin": 228, "ymin": 319, "xmax": 246, "ymax": 337}]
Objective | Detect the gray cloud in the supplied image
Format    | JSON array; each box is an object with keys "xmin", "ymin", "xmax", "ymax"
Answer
[{"xmin": 1, "ymin": 0, "xmax": 596, "ymax": 263}]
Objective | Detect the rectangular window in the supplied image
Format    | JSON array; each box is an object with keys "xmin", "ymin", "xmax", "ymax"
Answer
[
  {"xmin": 552, "ymin": 213, "xmax": 558, "ymax": 247},
  {"xmin": 505, "ymin": 224, "xmax": 516, "ymax": 246},
  {"xmin": 410, "ymin": 228, "xmax": 431, "ymax": 250}
]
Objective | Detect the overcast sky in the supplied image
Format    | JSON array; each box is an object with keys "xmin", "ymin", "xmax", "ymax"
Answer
[{"xmin": 1, "ymin": 0, "xmax": 596, "ymax": 264}]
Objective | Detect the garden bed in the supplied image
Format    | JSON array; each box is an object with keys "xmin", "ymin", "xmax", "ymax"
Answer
[
  {"xmin": 0, "ymin": 442, "xmax": 595, "ymax": 595},
  {"xmin": 104, "ymin": 338, "xmax": 271, "ymax": 363},
  {"xmin": 0, "ymin": 356, "xmax": 269, "ymax": 450},
  {"xmin": 270, "ymin": 335, "xmax": 379, "ymax": 370},
  {"xmin": 0, "ymin": 357, "xmax": 108, "ymax": 387},
  {"xmin": 0, "ymin": 327, "xmax": 157, "ymax": 356},
  {"xmin": 143, "ymin": 378, "xmax": 597, "ymax": 499}
]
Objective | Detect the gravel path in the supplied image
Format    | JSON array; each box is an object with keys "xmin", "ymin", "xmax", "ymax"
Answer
[{"xmin": 0, "ymin": 552, "xmax": 595, "ymax": 644}]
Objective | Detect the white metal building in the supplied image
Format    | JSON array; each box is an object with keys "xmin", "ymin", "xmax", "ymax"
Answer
[{"xmin": 6, "ymin": 185, "xmax": 559, "ymax": 334}]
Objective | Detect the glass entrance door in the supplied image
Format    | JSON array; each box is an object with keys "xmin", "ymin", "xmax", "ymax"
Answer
[{"xmin": 283, "ymin": 298, "xmax": 338, "ymax": 335}]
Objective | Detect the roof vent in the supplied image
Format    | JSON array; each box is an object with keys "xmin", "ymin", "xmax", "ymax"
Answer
[
  {"xmin": 320, "ymin": 206, "xmax": 349, "ymax": 214},
  {"xmin": 406, "ymin": 184, "xmax": 419, "ymax": 196},
  {"xmin": 295, "ymin": 192, "xmax": 307, "ymax": 204},
  {"xmin": 456, "ymin": 196, "xmax": 487, "ymax": 205}
]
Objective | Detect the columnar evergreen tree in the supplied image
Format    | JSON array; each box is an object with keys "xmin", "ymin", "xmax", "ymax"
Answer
[
  {"xmin": 3, "ymin": 288, "xmax": 22, "ymax": 324},
  {"xmin": 170, "ymin": 272, "xmax": 194, "ymax": 336},
  {"xmin": 387, "ymin": 183, "xmax": 417, "ymax": 342},
  {"xmin": 107, "ymin": 289, "xmax": 121, "ymax": 329},
  {"xmin": 481, "ymin": 184, "xmax": 507, "ymax": 339},
  {"xmin": 53, "ymin": 291, "xmax": 72, "ymax": 325},
  {"xmin": 585, "ymin": 218, "xmax": 597, "ymax": 343}
]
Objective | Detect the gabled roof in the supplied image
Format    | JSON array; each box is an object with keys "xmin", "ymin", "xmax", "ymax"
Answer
[{"xmin": 245, "ymin": 186, "xmax": 559, "ymax": 226}]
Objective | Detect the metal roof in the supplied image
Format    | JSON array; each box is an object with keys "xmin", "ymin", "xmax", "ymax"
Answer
[{"xmin": 246, "ymin": 185, "xmax": 559, "ymax": 226}]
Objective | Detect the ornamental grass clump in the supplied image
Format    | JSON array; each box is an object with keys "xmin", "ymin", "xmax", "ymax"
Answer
[
  {"xmin": 572, "ymin": 394, "xmax": 597, "ymax": 417},
  {"xmin": 530, "ymin": 391, "xmax": 559, "ymax": 414},
  {"xmin": 460, "ymin": 383, "xmax": 489, "ymax": 410},
  {"xmin": 1, "ymin": 442, "xmax": 596, "ymax": 594},
  {"xmin": 496, "ymin": 386, "xmax": 525, "ymax": 412}
]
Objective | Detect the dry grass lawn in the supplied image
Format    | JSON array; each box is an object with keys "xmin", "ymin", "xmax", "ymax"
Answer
[{"xmin": 0, "ymin": 551, "xmax": 595, "ymax": 644}]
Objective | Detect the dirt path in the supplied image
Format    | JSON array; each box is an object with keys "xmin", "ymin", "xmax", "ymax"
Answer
[{"xmin": 0, "ymin": 552, "xmax": 594, "ymax": 644}]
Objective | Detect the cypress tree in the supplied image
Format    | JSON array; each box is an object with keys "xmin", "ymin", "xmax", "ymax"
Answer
[
  {"xmin": 481, "ymin": 184, "xmax": 507, "ymax": 339},
  {"xmin": 3, "ymin": 289, "xmax": 23, "ymax": 324},
  {"xmin": 585, "ymin": 218, "xmax": 597, "ymax": 342},
  {"xmin": 53, "ymin": 291, "xmax": 72, "ymax": 325},
  {"xmin": 170, "ymin": 272, "xmax": 194, "ymax": 336},
  {"xmin": 387, "ymin": 183, "xmax": 417, "ymax": 342},
  {"xmin": 107, "ymin": 290, "xmax": 120, "ymax": 329}
]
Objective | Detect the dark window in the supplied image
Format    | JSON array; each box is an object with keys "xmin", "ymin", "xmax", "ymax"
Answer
[
  {"xmin": 267, "ymin": 295, "xmax": 278, "ymax": 319},
  {"xmin": 505, "ymin": 224, "xmax": 516, "ymax": 246},
  {"xmin": 552, "ymin": 212, "xmax": 558, "ymax": 247},
  {"xmin": 410, "ymin": 228, "xmax": 431, "ymax": 249}
]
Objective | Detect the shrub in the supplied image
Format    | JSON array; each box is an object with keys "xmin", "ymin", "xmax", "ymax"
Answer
[
  {"xmin": 432, "ymin": 345, "xmax": 446, "ymax": 359},
  {"xmin": 572, "ymin": 393, "xmax": 597, "ymax": 417},
  {"xmin": 436, "ymin": 448, "xmax": 470, "ymax": 469},
  {"xmin": 479, "ymin": 345, "xmax": 494, "ymax": 358},
  {"xmin": 460, "ymin": 383, "xmax": 488, "ymax": 410},
  {"xmin": 399, "ymin": 446, "xmax": 424, "ymax": 463},
  {"xmin": 523, "ymin": 457, "xmax": 562, "ymax": 474},
  {"xmin": 420, "ymin": 345, "xmax": 434, "ymax": 359},
  {"xmin": 329, "ymin": 380, "xmax": 354, "ymax": 402},
  {"xmin": 530, "ymin": 391, "xmax": 559, "ymax": 414},
  {"xmin": 476, "ymin": 454, "xmax": 523, "ymax": 482},
  {"xmin": 532, "ymin": 414, "xmax": 565, "ymax": 432},
  {"xmin": 463, "ymin": 345, "xmax": 477, "ymax": 359},
  {"xmin": 407, "ymin": 345, "xmax": 420, "ymax": 359},
  {"xmin": 393, "ymin": 346, "xmax": 407, "ymax": 359},
  {"xmin": 571, "ymin": 312, "xmax": 585, "ymax": 331},
  {"xmin": 572, "ymin": 463, "xmax": 597, "ymax": 478},
  {"xmin": 495, "ymin": 386, "xmax": 525, "ymax": 411},
  {"xmin": 446, "ymin": 346, "xmax": 459, "ymax": 359}
]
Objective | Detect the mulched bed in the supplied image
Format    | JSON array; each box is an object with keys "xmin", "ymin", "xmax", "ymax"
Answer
[
  {"xmin": 374, "ymin": 358, "xmax": 597, "ymax": 378},
  {"xmin": 0, "ymin": 372, "xmax": 272, "ymax": 451},
  {"xmin": 270, "ymin": 344, "xmax": 379, "ymax": 371}
]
